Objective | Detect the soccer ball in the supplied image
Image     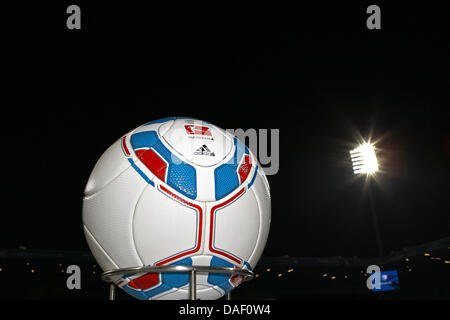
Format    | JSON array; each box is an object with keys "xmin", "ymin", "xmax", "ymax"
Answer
[{"xmin": 82, "ymin": 117, "xmax": 271, "ymax": 300}]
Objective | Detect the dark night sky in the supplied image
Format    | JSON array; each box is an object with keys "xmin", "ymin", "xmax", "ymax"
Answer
[{"xmin": 4, "ymin": 2, "xmax": 449, "ymax": 259}]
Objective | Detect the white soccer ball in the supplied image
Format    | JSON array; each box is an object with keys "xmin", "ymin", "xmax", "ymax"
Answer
[{"xmin": 82, "ymin": 117, "xmax": 271, "ymax": 300}]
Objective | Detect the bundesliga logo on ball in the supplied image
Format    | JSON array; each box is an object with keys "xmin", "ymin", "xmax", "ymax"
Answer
[{"xmin": 82, "ymin": 117, "xmax": 271, "ymax": 300}]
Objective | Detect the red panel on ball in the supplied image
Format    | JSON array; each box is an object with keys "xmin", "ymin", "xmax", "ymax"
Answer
[
  {"xmin": 238, "ymin": 155, "xmax": 252, "ymax": 183},
  {"xmin": 128, "ymin": 273, "xmax": 160, "ymax": 290},
  {"xmin": 135, "ymin": 149, "xmax": 167, "ymax": 181},
  {"xmin": 230, "ymin": 274, "xmax": 245, "ymax": 286}
]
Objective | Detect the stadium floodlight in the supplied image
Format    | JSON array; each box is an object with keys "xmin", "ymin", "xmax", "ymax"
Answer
[{"xmin": 350, "ymin": 143, "xmax": 379, "ymax": 175}]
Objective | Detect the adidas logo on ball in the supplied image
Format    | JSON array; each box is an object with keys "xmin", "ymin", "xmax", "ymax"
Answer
[{"xmin": 194, "ymin": 145, "xmax": 215, "ymax": 156}]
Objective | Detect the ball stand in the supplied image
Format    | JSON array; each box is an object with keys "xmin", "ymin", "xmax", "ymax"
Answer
[{"xmin": 101, "ymin": 265, "xmax": 254, "ymax": 300}]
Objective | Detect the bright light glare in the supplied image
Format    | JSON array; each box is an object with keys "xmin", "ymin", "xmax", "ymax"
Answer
[{"xmin": 350, "ymin": 143, "xmax": 379, "ymax": 175}]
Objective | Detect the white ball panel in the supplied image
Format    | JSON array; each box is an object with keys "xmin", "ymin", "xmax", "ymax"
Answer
[
  {"xmin": 246, "ymin": 171, "xmax": 271, "ymax": 269},
  {"xmin": 157, "ymin": 119, "xmax": 175, "ymax": 136},
  {"xmin": 131, "ymin": 121, "xmax": 171, "ymax": 135},
  {"xmin": 133, "ymin": 185, "xmax": 204, "ymax": 266},
  {"xmin": 206, "ymin": 188, "xmax": 260, "ymax": 266},
  {"xmin": 83, "ymin": 225, "xmax": 118, "ymax": 270},
  {"xmin": 83, "ymin": 225, "xmax": 125, "ymax": 282},
  {"xmin": 189, "ymin": 255, "xmax": 214, "ymax": 289},
  {"xmin": 259, "ymin": 167, "xmax": 271, "ymax": 196},
  {"xmin": 194, "ymin": 166, "xmax": 216, "ymax": 201},
  {"xmin": 161, "ymin": 119, "xmax": 233, "ymax": 167},
  {"xmin": 84, "ymin": 136, "xmax": 131, "ymax": 196},
  {"xmin": 82, "ymin": 166, "xmax": 147, "ymax": 269}
]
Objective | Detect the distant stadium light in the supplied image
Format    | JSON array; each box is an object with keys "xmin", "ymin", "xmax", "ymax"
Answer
[{"xmin": 350, "ymin": 143, "xmax": 379, "ymax": 175}]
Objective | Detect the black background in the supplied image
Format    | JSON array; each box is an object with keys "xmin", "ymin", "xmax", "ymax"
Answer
[{"xmin": 4, "ymin": 2, "xmax": 449, "ymax": 260}]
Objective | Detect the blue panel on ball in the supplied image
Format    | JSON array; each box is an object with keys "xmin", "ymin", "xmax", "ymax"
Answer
[
  {"xmin": 247, "ymin": 165, "xmax": 258, "ymax": 189},
  {"xmin": 162, "ymin": 257, "xmax": 193, "ymax": 289},
  {"xmin": 207, "ymin": 256, "xmax": 234, "ymax": 294},
  {"xmin": 130, "ymin": 130, "xmax": 158, "ymax": 150},
  {"xmin": 130, "ymin": 130, "xmax": 197, "ymax": 199},
  {"xmin": 214, "ymin": 138, "xmax": 249, "ymax": 200},
  {"xmin": 214, "ymin": 165, "xmax": 239, "ymax": 200},
  {"xmin": 168, "ymin": 162, "xmax": 197, "ymax": 199}
]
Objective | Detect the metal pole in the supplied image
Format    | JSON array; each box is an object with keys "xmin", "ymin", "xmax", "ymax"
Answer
[
  {"xmin": 101, "ymin": 265, "xmax": 253, "ymax": 300},
  {"xmin": 190, "ymin": 269, "xmax": 197, "ymax": 300},
  {"xmin": 368, "ymin": 181, "xmax": 383, "ymax": 257},
  {"xmin": 109, "ymin": 283, "xmax": 116, "ymax": 300},
  {"xmin": 226, "ymin": 292, "xmax": 231, "ymax": 300}
]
